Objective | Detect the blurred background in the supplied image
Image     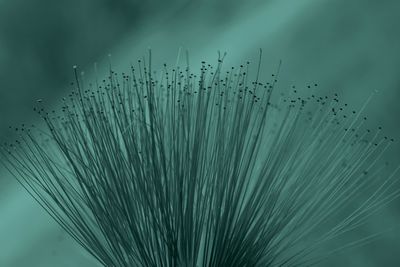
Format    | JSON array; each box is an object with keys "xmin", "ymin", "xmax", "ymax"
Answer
[{"xmin": 0, "ymin": 0, "xmax": 399, "ymax": 266}]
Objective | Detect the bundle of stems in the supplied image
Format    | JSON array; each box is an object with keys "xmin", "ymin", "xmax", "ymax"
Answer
[{"xmin": 2, "ymin": 50, "xmax": 399, "ymax": 266}]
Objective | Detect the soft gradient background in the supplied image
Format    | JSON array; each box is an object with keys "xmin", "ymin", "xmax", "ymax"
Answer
[{"xmin": 0, "ymin": 0, "xmax": 399, "ymax": 266}]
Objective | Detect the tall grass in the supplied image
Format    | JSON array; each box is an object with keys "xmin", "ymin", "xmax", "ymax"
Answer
[{"xmin": 2, "ymin": 50, "xmax": 399, "ymax": 266}]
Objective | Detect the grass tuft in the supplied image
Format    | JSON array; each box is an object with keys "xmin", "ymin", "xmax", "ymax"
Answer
[{"xmin": 2, "ymin": 50, "xmax": 399, "ymax": 267}]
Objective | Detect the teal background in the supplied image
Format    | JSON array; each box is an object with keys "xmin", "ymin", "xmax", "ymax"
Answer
[{"xmin": 0, "ymin": 0, "xmax": 400, "ymax": 266}]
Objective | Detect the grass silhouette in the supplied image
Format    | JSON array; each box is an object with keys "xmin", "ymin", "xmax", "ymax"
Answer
[{"xmin": 2, "ymin": 50, "xmax": 399, "ymax": 266}]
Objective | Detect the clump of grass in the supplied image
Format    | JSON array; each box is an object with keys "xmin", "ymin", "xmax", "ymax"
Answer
[{"xmin": 2, "ymin": 50, "xmax": 399, "ymax": 266}]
